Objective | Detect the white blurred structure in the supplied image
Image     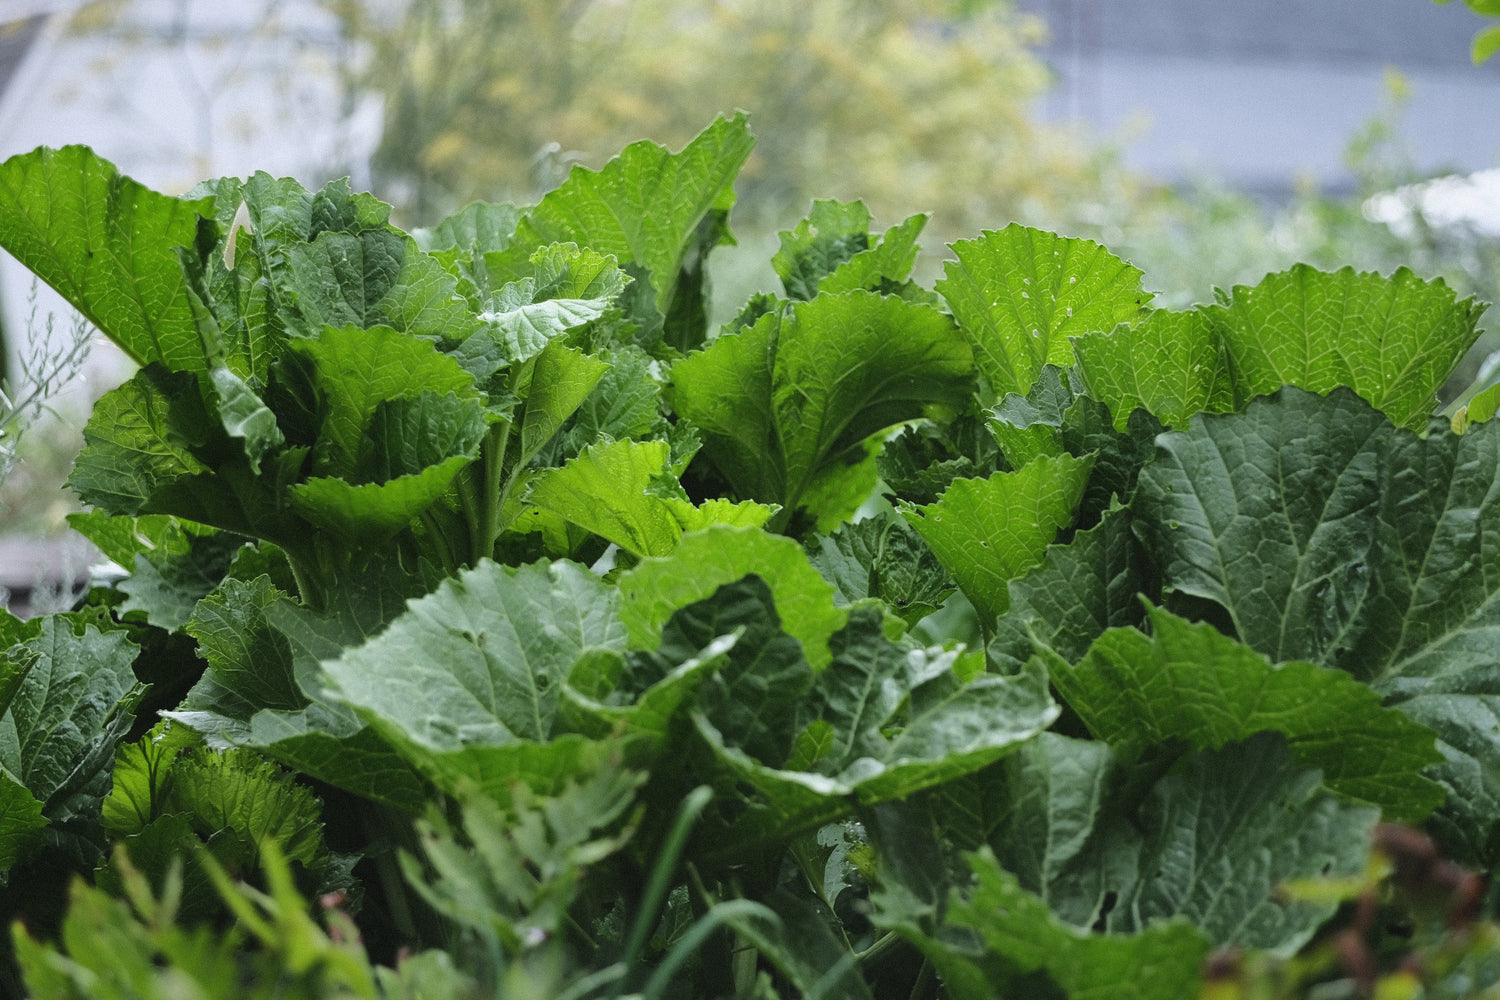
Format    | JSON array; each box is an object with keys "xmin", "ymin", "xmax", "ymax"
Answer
[{"xmin": 1364, "ymin": 168, "xmax": 1500, "ymax": 240}]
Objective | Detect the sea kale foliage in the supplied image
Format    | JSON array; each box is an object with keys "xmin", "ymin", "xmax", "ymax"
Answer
[{"xmin": 1, "ymin": 115, "xmax": 1499, "ymax": 998}]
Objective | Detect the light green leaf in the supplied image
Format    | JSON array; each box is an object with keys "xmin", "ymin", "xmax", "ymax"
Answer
[
  {"xmin": 938, "ymin": 225, "xmax": 1150, "ymax": 402},
  {"xmin": 515, "ymin": 111, "xmax": 754, "ymax": 320},
  {"xmin": 1204, "ymin": 265, "xmax": 1485, "ymax": 431},
  {"xmin": 1072, "ymin": 308, "xmax": 1233, "ymax": 431},
  {"xmin": 288, "ymin": 323, "xmax": 479, "ymax": 479},
  {"xmin": 515, "ymin": 341, "xmax": 611, "ymax": 465},
  {"xmin": 820, "ymin": 213, "xmax": 929, "ymax": 296},
  {"xmin": 320, "ymin": 560, "xmax": 627, "ymax": 797},
  {"xmin": 1042, "ymin": 604, "xmax": 1445, "ymax": 820},
  {"xmin": 899, "ymin": 452, "xmax": 1094, "ymax": 626},
  {"xmin": 474, "ymin": 243, "xmax": 628, "ymax": 365},
  {"xmin": 773, "ymin": 199, "xmax": 874, "ymax": 299},
  {"xmin": 68, "ymin": 366, "xmax": 211, "ymax": 516},
  {"xmin": 526, "ymin": 438, "xmax": 775, "ymax": 558},
  {"xmin": 945, "ymin": 849, "xmax": 1209, "ymax": 1000},
  {"xmin": 618, "ymin": 525, "xmax": 846, "ymax": 671},
  {"xmin": 0, "ymin": 145, "xmax": 214, "ymax": 373},
  {"xmin": 170, "ymin": 747, "xmax": 325, "ymax": 867},
  {"xmin": 283, "ymin": 228, "xmax": 480, "ymax": 343},
  {"xmin": 117, "ymin": 531, "xmax": 246, "ymax": 631},
  {"xmin": 1474, "ymin": 23, "xmax": 1500, "ymax": 62},
  {"xmin": 184, "ymin": 575, "xmax": 305, "ymax": 716},
  {"xmin": 0, "ymin": 776, "xmax": 46, "ymax": 872},
  {"xmin": 671, "ymin": 291, "xmax": 972, "ymax": 526},
  {"xmin": 416, "ymin": 200, "xmax": 522, "ymax": 256}
]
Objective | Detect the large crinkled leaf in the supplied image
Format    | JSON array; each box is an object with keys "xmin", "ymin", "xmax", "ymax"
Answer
[
  {"xmin": 416, "ymin": 200, "xmax": 522, "ymax": 257},
  {"xmin": 1134, "ymin": 387, "xmax": 1389, "ymax": 666},
  {"xmin": 1350, "ymin": 414, "xmax": 1500, "ymax": 684},
  {"xmin": 169, "ymin": 747, "xmax": 325, "ymax": 868},
  {"xmin": 1106, "ymin": 733, "xmax": 1378, "ymax": 955},
  {"xmin": 183, "ymin": 575, "xmax": 305, "ymax": 715},
  {"xmin": 818, "ymin": 213, "xmax": 929, "ymax": 297},
  {"xmin": 552, "ymin": 346, "xmax": 669, "ymax": 461},
  {"xmin": 0, "ymin": 777, "xmax": 47, "ymax": 872},
  {"xmin": 809, "ymin": 511, "xmax": 955, "ymax": 629},
  {"xmin": 1072, "ymin": 308, "xmax": 1234, "ymax": 431},
  {"xmin": 937, "ymin": 225, "xmax": 1151, "ymax": 402},
  {"xmin": 899, "ymin": 452, "xmax": 1094, "ymax": 627},
  {"xmin": 514, "ymin": 111, "xmax": 754, "ymax": 322},
  {"xmin": 525, "ymin": 438, "xmax": 775, "ymax": 558},
  {"xmin": 68, "ymin": 366, "xmax": 211, "ymax": 516},
  {"xmin": 670, "ymin": 290, "xmax": 972, "ymax": 527},
  {"xmin": 1076, "ymin": 266, "xmax": 1485, "ymax": 432},
  {"xmin": 988, "ymin": 503, "xmax": 1155, "ymax": 672},
  {"xmin": 0, "ymin": 145, "xmax": 213, "ymax": 373},
  {"xmin": 282, "ymin": 228, "xmax": 480, "ymax": 343},
  {"xmin": 617, "ymin": 525, "xmax": 846, "ymax": 671},
  {"xmin": 1204, "ymin": 264, "xmax": 1485, "ymax": 431},
  {"xmin": 514, "ymin": 341, "xmax": 611, "ymax": 466},
  {"xmin": 1040, "ymin": 604, "xmax": 1445, "ymax": 820},
  {"xmin": 772, "ymin": 199, "xmax": 927, "ymax": 301},
  {"xmin": 288, "ymin": 324, "xmax": 480, "ymax": 479},
  {"xmin": 0, "ymin": 617, "xmax": 141, "ymax": 805},
  {"xmin": 320, "ymin": 560, "xmax": 627, "ymax": 798}
]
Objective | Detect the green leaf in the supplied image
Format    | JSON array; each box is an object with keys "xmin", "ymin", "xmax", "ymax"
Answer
[
  {"xmin": 283, "ymin": 229, "xmax": 480, "ymax": 343},
  {"xmin": 774, "ymin": 199, "xmax": 874, "ymax": 299},
  {"xmin": 810, "ymin": 511, "xmax": 955, "ymax": 628},
  {"xmin": 1134, "ymin": 387, "xmax": 1388, "ymax": 665},
  {"xmin": 0, "ymin": 776, "xmax": 46, "ymax": 872},
  {"xmin": 938, "ymin": 225, "xmax": 1151, "ymax": 402},
  {"xmin": 617, "ymin": 525, "xmax": 846, "ymax": 671},
  {"xmin": 472, "ymin": 243, "xmax": 629, "ymax": 365},
  {"xmin": 1204, "ymin": 265, "xmax": 1484, "ymax": 431},
  {"xmin": 1072, "ymin": 308, "xmax": 1233, "ymax": 431},
  {"xmin": 170, "ymin": 748, "xmax": 325, "ymax": 868},
  {"xmin": 1474, "ymin": 23, "xmax": 1500, "ymax": 62},
  {"xmin": 924, "ymin": 733, "xmax": 1143, "ymax": 928},
  {"xmin": 526, "ymin": 438, "xmax": 776, "ymax": 557},
  {"xmin": 1106, "ymin": 733, "xmax": 1378, "ymax": 955},
  {"xmin": 169, "ymin": 567, "xmax": 430, "ymax": 812},
  {"xmin": 184, "ymin": 575, "xmax": 305, "ymax": 715},
  {"xmin": 68, "ymin": 366, "xmax": 211, "ymax": 516},
  {"xmin": 64, "ymin": 512, "xmax": 209, "ymax": 569},
  {"xmin": 1077, "ymin": 267, "xmax": 1485, "ymax": 432},
  {"xmin": 117, "ymin": 531, "xmax": 246, "ymax": 631},
  {"xmin": 0, "ymin": 145, "xmax": 214, "ymax": 373},
  {"xmin": 102, "ymin": 729, "xmax": 182, "ymax": 838},
  {"xmin": 988, "ymin": 503, "xmax": 1155, "ymax": 672},
  {"xmin": 515, "ymin": 112, "xmax": 755, "ymax": 321},
  {"xmin": 288, "ymin": 323, "xmax": 480, "ymax": 479},
  {"xmin": 670, "ymin": 290, "xmax": 972, "ymax": 526},
  {"xmin": 320, "ymin": 559, "xmax": 627, "ymax": 798},
  {"xmin": 416, "ymin": 200, "xmax": 522, "ymax": 256},
  {"xmin": 1041, "ymin": 604, "xmax": 1445, "ymax": 820},
  {"xmin": 899, "ymin": 452, "xmax": 1094, "ymax": 626},
  {"xmin": 909, "ymin": 848, "xmax": 1209, "ymax": 1000},
  {"xmin": 682, "ymin": 584, "xmax": 1056, "ymax": 856},
  {"xmin": 820, "ymin": 213, "xmax": 929, "ymax": 297},
  {"xmin": 0, "ymin": 617, "xmax": 142, "ymax": 807},
  {"xmin": 515, "ymin": 341, "xmax": 611, "ymax": 466}
]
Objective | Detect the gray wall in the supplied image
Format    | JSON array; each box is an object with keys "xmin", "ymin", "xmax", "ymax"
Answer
[{"xmin": 1016, "ymin": 0, "xmax": 1500, "ymax": 191}]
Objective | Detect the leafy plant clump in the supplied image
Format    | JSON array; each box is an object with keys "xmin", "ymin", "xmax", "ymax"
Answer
[{"xmin": 2, "ymin": 114, "xmax": 1500, "ymax": 999}]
